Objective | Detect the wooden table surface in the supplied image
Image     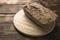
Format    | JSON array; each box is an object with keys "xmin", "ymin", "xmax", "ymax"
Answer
[{"xmin": 0, "ymin": 1, "xmax": 60, "ymax": 40}]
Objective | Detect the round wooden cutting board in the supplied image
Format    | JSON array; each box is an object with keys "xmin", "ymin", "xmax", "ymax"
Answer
[{"xmin": 13, "ymin": 9, "xmax": 55, "ymax": 37}]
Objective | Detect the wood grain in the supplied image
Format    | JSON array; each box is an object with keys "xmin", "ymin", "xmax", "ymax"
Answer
[
  {"xmin": 0, "ymin": 0, "xmax": 30, "ymax": 4},
  {"xmin": 0, "ymin": 4, "xmax": 23, "ymax": 13}
]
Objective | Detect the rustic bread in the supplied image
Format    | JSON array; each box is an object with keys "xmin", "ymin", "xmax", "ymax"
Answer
[{"xmin": 24, "ymin": 2, "xmax": 57, "ymax": 26}]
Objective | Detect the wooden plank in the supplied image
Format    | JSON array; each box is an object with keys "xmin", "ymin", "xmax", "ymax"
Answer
[
  {"xmin": 0, "ymin": 0, "xmax": 30, "ymax": 4},
  {"xmin": 0, "ymin": 5, "xmax": 23, "ymax": 13},
  {"xmin": 0, "ymin": 13, "xmax": 15, "ymax": 23},
  {"xmin": 0, "ymin": 13, "xmax": 15, "ymax": 16}
]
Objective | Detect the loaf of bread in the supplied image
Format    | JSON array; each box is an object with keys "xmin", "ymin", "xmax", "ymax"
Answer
[{"xmin": 24, "ymin": 2, "xmax": 57, "ymax": 26}]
